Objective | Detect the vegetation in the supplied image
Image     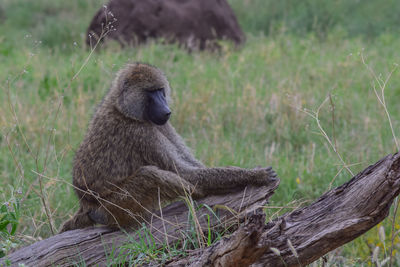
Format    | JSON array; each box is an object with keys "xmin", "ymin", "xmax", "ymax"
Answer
[
  {"xmin": 0, "ymin": 0, "xmax": 400, "ymax": 265},
  {"xmin": 0, "ymin": 187, "xmax": 21, "ymax": 258},
  {"xmin": 230, "ymin": 0, "xmax": 400, "ymax": 39}
]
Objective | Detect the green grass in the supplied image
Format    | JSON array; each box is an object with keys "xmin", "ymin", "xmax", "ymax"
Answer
[
  {"xmin": 229, "ymin": 0, "xmax": 400, "ymax": 39},
  {"xmin": 1, "ymin": 0, "xmax": 400, "ymax": 265}
]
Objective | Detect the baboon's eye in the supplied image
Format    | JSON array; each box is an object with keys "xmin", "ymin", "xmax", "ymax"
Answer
[{"xmin": 160, "ymin": 88, "xmax": 166, "ymax": 97}]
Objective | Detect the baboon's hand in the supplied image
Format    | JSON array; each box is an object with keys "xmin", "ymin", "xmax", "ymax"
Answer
[{"xmin": 251, "ymin": 166, "xmax": 278, "ymax": 186}]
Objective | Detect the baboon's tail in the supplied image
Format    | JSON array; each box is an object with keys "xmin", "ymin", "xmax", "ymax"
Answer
[{"xmin": 59, "ymin": 207, "xmax": 95, "ymax": 233}]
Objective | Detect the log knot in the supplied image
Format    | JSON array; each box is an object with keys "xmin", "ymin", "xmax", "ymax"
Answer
[{"xmin": 386, "ymin": 153, "xmax": 400, "ymax": 186}]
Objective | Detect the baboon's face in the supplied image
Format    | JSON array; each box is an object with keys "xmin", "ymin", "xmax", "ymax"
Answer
[
  {"xmin": 144, "ymin": 88, "xmax": 171, "ymax": 125},
  {"xmin": 114, "ymin": 64, "xmax": 172, "ymax": 125}
]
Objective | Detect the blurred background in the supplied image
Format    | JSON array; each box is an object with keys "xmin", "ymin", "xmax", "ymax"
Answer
[{"xmin": 2, "ymin": 0, "xmax": 400, "ymax": 48}]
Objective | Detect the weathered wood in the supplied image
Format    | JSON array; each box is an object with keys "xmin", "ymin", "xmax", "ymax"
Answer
[
  {"xmin": 165, "ymin": 153, "xmax": 400, "ymax": 267},
  {"xmin": 2, "ymin": 153, "xmax": 400, "ymax": 267},
  {"xmin": 167, "ymin": 212, "xmax": 269, "ymax": 267},
  {"xmin": 0, "ymin": 180, "xmax": 279, "ymax": 267}
]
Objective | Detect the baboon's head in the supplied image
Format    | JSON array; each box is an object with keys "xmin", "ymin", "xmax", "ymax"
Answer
[{"xmin": 111, "ymin": 63, "xmax": 172, "ymax": 125}]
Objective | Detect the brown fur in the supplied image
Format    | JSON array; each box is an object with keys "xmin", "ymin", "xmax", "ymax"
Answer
[{"xmin": 60, "ymin": 63, "xmax": 277, "ymax": 232}]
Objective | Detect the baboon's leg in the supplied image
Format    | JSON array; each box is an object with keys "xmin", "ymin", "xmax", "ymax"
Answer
[
  {"xmin": 95, "ymin": 166, "xmax": 201, "ymax": 229},
  {"xmin": 136, "ymin": 165, "xmax": 203, "ymax": 198},
  {"xmin": 59, "ymin": 207, "xmax": 95, "ymax": 233}
]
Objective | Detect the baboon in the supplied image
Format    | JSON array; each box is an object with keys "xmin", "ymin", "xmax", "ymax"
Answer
[{"xmin": 60, "ymin": 63, "xmax": 278, "ymax": 232}]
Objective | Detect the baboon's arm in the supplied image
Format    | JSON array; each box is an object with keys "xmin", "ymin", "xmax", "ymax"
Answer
[
  {"xmin": 147, "ymin": 130, "xmax": 278, "ymax": 193},
  {"xmin": 179, "ymin": 167, "xmax": 278, "ymax": 193},
  {"xmin": 158, "ymin": 123, "xmax": 204, "ymax": 168}
]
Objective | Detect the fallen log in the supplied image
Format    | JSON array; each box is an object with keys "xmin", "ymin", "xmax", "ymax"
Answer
[
  {"xmin": 2, "ymin": 153, "xmax": 400, "ymax": 267},
  {"xmin": 0, "ymin": 178, "xmax": 279, "ymax": 266},
  {"xmin": 167, "ymin": 153, "xmax": 400, "ymax": 267}
]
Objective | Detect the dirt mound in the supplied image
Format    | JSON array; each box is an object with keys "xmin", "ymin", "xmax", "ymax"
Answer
[{"xmin": 86, "ymin": 0, "xmax": 245, "ymax": 50}]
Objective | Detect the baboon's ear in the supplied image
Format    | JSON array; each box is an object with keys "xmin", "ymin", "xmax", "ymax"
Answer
[{"xmin": 117, "ymin": 89, "xmax": 145, "ymax": 121}]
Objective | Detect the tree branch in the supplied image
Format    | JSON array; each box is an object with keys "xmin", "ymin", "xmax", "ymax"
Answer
[
  {"xmin": 167, "ymin": 153, "xmax": 400, "ymax": 267},
  {"xmin": 2, "ymin": 153, "xmax": 400, "ymax": 267},
  {"xmin": 1, "ymin": 180, "xmax": 279, "ymax": 266}
]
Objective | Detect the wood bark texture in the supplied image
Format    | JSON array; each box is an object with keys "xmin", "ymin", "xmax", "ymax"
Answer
[
  {"xmin": 1, "ymin": 180, "xmax": 279, "ymax": 266},
  {"xmin": 167, "ymin": 153, "xmax": 400, "ymax": 267},
  {"xmin": 2, "ymin": 153, "xmax": 400, "ymax": 267}
]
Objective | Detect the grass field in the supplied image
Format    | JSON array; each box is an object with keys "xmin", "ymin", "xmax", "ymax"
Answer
[{"xmin": 1, "ymin": 0, "xmax": 400, "ymax": 265}]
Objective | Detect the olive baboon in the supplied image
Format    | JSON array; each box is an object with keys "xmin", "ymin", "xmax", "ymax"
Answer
[{"xmin": 60, "ymin": 63, "xmax": 278, "ymax": 232}]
